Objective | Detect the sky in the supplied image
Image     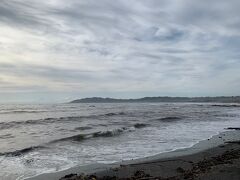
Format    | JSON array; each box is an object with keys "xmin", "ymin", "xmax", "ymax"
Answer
[{"xmin": 0, "ymin": 0, "xmax": 240, "ymax": 103}]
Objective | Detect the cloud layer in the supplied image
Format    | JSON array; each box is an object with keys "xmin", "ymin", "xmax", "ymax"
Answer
[{"xmin": 0, "ymin": 0, "xmax": 240, "ymax": 102}]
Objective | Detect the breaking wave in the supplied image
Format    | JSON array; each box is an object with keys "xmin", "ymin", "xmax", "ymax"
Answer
[
  {"xmin": 92, "ymin": 128, "xmax": 125, "ymax": 138},
  {"xmin": 53, "ymin": 127, "xmax": 128, "ymax": 143},
  {"xmin": 0, "ymin": 146, "xmax": 44, "ymax": 157},
  {"xmin": 0, "ymin": 127, "xmax": 128, "ymax": 157}
]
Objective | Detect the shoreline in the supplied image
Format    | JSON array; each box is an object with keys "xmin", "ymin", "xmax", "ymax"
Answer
[{"xmin": 27, "ymin": 129, "xmax": 240, "ymax": 180}]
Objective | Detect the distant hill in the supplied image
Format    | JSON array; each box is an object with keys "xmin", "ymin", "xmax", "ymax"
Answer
[{"xmin": 70, "ymin": 96, "xmax": 240, "ymax": 103}]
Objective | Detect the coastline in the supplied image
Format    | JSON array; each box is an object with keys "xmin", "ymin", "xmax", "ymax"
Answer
[{"xmin": 27, "ymin": 129, "xmax": 240, "ymax": 180}]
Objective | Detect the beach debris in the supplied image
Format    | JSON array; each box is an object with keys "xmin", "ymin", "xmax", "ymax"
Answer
[
  {"xmin": 176, "ymin": 167, "xmax": 185, "ymax": 173},
  {"xmin": 177, "ymin": 148, "xmax": 240, "ymax": 179},
  {"xmin": 133, "ymin": 170, "xmax": 150, "ymax": 178},
  {"xmin": 60, "ymin": 173, "xmax": 77, "ymax": 179}
]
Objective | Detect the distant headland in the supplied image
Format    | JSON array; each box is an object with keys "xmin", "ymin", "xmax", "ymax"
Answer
[{"xmin": 70, "ymin": 96, "xmax": 240, "ymax": 103}]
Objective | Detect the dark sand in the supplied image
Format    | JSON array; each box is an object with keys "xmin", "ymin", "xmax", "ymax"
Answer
[{"xmin": 28, "ymin": 130, "xmax": 240, "ymax": 180}]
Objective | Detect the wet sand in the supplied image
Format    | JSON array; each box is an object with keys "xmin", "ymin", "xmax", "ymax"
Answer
[{"xmin": 28, "ymin": 129, "xmax": 240, "ymax": 180}]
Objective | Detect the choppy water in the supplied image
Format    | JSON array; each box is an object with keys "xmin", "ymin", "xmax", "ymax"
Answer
[{"xmin": 0, "ymin": 103, "xmax": 239, "ymax": 180}]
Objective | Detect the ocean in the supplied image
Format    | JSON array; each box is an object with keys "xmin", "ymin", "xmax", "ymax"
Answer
[{"xmin": 0, "ymin": 103, "xmax": 239, "ymax": 180}]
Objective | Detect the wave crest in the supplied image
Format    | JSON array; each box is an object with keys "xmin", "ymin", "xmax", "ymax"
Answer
[
  {"xmin": 134, "ymin": 123, "xmax": 148, "ymax": 128},
  {"xmin": 155, "ymin": 116, "xmax": 182, "ymax": 122},
  {"xmin": 0, "ymin": 112, "xmax": 127, "ymax": 130},
  {"xmin": 0, "ymin": 146, "xmax": 44, "ymax": 157},
  {"xmin": 50, "ymin": 127, "xmax": 128, "ymax": 144},
  {"xmin": 93, "ymin": 128, "xmax": 124, "ymax": 138}
]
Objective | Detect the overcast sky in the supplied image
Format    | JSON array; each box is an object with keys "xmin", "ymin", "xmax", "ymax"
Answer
[{"xmin": 0, "ymin": 0, "xmax": 240, "ymax": 103}]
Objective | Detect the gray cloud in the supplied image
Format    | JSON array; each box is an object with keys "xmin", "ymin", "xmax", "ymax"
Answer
[
  {"xmin": 0, "ymin": 0, "xmax": 240, "ymax": 102},
  {"xmin": 0, "ymin": 1, "xmax": 51, "ymax": 30}
]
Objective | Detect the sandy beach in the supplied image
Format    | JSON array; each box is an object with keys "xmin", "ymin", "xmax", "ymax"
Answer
[{"xmin": 28, "ymin": 129, "xmax": 240, "ymax": 180}]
